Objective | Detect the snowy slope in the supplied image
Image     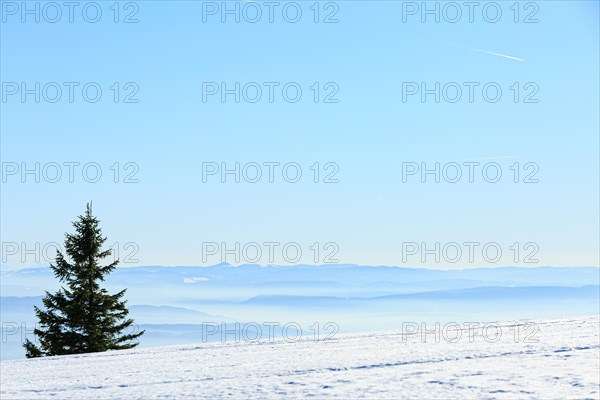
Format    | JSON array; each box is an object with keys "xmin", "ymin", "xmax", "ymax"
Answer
[{"xmin": 1, "ymin": 317, "xmax": 599, "ymax": 399}]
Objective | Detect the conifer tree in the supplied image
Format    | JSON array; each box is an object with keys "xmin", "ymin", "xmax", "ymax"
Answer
[{"xmin": 24, "ymin": 203, "xmax": 143, "ymax": 357}]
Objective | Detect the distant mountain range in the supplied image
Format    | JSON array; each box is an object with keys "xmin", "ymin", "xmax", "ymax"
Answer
[
  {"xmin": 2, "ymin": 264, "xmax": 598, "ymax": 300},
  {"xmin": 2, "ymin": 265, "xmax": 598, "ymax": 360}
]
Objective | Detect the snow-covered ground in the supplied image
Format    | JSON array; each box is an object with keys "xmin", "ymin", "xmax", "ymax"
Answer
[{"xmin": 1, "ymin": 317, "xmax": 599, "ymax": 399}]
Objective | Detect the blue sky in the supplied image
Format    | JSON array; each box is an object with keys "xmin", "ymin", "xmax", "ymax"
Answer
[{"xmin": 1, "ymin": 1, "xmax": 598, "ymax": 268}]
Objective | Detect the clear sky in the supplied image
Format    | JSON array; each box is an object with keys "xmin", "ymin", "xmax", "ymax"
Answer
[{"xmin": 1, "ymin": 0, "xmax": 598, "ymax": 268}]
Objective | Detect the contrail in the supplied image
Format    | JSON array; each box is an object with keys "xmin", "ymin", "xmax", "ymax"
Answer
[
  {"xmin": 446, "ymin": 43, "xmax": 525, "ymax": 62},
  {"xmin": 473, "ymin": 49, "xmax": 525, "ymax": 62}
]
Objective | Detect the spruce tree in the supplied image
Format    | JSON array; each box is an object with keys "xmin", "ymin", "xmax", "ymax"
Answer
[{"xmin": 24, "ymin": 203, "xmax": 143, "ymax": 357}]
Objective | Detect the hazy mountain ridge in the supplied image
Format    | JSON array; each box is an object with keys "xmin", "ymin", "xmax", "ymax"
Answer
[
  {"xmin": 2, "ymin": 266, "xmax": 598, "ymax": 360},
  {"xmin": 2, "ymin": 264, "xmax": 598, "ymax": 297}
]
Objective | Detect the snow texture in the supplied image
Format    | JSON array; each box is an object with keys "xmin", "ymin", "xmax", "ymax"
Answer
[{"xmin": 1, "ymin": 317, "xmax": 599, "ymax": 399}]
